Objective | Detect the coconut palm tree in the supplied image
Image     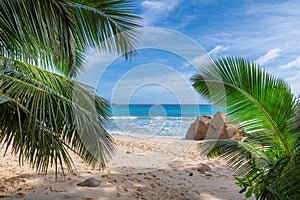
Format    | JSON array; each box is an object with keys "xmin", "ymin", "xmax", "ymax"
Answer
[
  {"xmin": 191, "ymin": 57, "xmax": 300, "ymax": 199},
  {"xmin": 0, "ymin": 0, "xmax": 141, "ymax": 77},
  {"xmin": 0, "ymin": 0, "xmax": 141, "ymax": 174}
]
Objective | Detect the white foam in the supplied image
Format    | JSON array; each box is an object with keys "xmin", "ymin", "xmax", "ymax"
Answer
[{"xmin": 111, "ymin": 116, "xmax": 138, "ymax": 120}]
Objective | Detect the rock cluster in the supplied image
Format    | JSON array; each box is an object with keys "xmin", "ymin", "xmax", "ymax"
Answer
[{"xmin": 186, "ymin": 111, "xmax": 243, "ymax": 140}]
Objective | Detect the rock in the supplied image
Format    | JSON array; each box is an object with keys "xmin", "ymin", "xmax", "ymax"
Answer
[
  {"xmin": 126, "ymin": 149, "xmax": 134, "ymax": 154},
  {"xmin": 186, "ymin": 111, "xmax": 243, "ymax": 141},
  {"xmin": 197, "ymin": 164, "xmax": 211, "ymax": 173},
  {"xmin": 206, "ymin": 111, "xmax": 227, "ymax": 139},
  {"xmin": 210, "ymin": 111, "xmax": 225, "ymax": 130},
  {"xmin": 186, "ymin": 115, "xmax": 211, "ymax": 140},
  {"xmin": 77, "ymin": 178, "xmax": 101, "ymax": 187}
]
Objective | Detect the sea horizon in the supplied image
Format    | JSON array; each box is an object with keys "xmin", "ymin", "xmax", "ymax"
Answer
[{"xmin": 106, "ymin": 104, "xmax": 223, "ymax": 137}]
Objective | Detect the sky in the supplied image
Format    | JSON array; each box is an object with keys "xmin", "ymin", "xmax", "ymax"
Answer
[{"xmin": 79, "ymin": 0, "xmax": 300, "ymax": 104}]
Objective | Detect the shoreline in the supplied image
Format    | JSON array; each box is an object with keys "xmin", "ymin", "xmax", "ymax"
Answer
[
  {"xmin": 0, "ymin": 135, "xmax": 253, "ymax": 200},
  {"xmin": 110, "ymin": 133, "xmax": 186, "ymax": 139}
]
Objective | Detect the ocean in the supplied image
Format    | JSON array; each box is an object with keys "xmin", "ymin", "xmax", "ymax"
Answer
[{"xmin": 106, "ymin": 104, "xmax": 221, "ymax": 138}]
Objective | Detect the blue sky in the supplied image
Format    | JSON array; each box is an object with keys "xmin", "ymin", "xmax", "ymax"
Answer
[{"xmin": 79, "ymin": 0, "xmax": 300, "ymax": 104}]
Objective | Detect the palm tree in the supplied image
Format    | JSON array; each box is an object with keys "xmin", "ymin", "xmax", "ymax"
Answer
[
  {"xmin": 0, "ymin": 0, "xmax": 141, "ymax": 175},
  {"xmin": 191, "ymin": 57, "xmax": 300, "ymax": 199},
  {"xmin": 0, "ymin": 0, "xmax": 141, "ymax": 77}
]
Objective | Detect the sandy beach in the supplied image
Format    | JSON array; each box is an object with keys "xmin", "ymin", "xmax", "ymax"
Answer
[{"xmin": 0, "ymin": 135, "xmax": 254, "ymax": 200}]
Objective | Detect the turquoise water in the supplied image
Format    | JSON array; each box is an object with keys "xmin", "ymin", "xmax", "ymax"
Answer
[{"xmin": 107, "ymin": 104, "xmax": 221, "ymax": 137}]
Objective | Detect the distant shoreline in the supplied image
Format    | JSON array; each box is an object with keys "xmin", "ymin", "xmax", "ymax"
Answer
[{"xmin": 111, "ymin": 103, "xmax": 213, "ymax": 106}]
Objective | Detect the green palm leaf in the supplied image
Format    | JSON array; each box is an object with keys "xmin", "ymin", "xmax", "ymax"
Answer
[
  {"xmin": 191, "ymin": 56, "xmax": 299, "ymax": 199},
  {"xmin": 0, "ymin": 0, "xmax": 142, "ymax": 77},
  {"xmin": 198, "ymin": 140, "xmax": 267, "ymax": 176},
  {"xmin": 0, "ymin": 57, "xmax": 114, "ymax": 175},
  {"xmin": 275, "ymin": 99, "xmax": 300, "ymax": 199},
  {"xmin": 192, "ymin": 57, "xmax": 296, "ymax": 155}
]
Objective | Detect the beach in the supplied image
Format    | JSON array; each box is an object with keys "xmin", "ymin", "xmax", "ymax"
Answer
[{"xmin": 0, "ymin": 135, "xmax": 253, "ymax": 200}]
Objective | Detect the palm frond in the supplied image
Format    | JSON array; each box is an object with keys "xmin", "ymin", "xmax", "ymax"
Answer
[
  {"xmin": 192, "ymin": 56, "xmax": 300, "ymax": 199},
  {"xmin": 274, "ymin": 99, "xmax": 300, "ymax": 199},
  {"xmin": 276, "ymin": 158, "xmax": 300, "ymax": 199},
  {"xmin": 0, "ymin": 57, "xmax": 115, "ymax": 174},
  {"xmin": 0, "ymin": 0, "xmax": 142, "ymax": 77},
  {"xmin": 198, "ymin": 140, "xmax": 268, "ymax": 176},
  {"xmin": 291, "ymin": 98, "xmax": 300, "ymax": 151},
  {"xmin": 191, "ymin": 57, "xmax": 297, "ymax": 156}
]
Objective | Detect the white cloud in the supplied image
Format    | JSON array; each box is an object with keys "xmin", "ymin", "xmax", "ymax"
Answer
[
  {"xmin": 285, "ymin": 71, "xmax": 300, "ymax": 81},
  {"xmin": 197, "ymin": 1, "xmax": 300, "ymax": 68},
  {"xmin": 182, "ymin": 45, "xmax": 227, "ymax": 68},
  {"xmin": 280, "ymin": 56, "xmax": 300, "ymax": 69},
  {"xmin": 208, "ymin": 45, "xmax": 228, "ymax": 55},
  {"xmin": 285, "ymin": 71, "xmax": 300, "ymax": 95},
  {"xmin": 256, "ymin": 48, "xmax": 282, "ymax": 65},
  {"xmin": 142, "ymin": 0, "xmax": 175, "ymax": 12},
  {"xmin": 187, "ymin": 54, "xmax": 211, "ymax": 68},
  {"xmin": 110, "ymin": 63, "xmax": 204, "ymax": 104},
  {"xmin": 141, "ymin": 0, "xmax": 181, "ymax": 25},
  {"xmin": 78, "ymin": 52, "xmax": 120, "ymax": 88}
]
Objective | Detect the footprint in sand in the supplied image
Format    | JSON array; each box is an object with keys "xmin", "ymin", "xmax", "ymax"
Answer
[
  {"xmin": 15, "ymin": 192, "xmax": 26, "ymax": 198},
  {"xmin": 205, "ymin": 174, "xmax": 213, "ymax": 177},
  {"xmin": 192, "ymin": 190, "xmax": 201, "ymax": 195},
  {"xmin": 220, "ymin": 186, "xmax": 228, "ymax": 190}
]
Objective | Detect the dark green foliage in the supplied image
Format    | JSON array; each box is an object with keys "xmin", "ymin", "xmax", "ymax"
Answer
[
  {"xmin": 0, "ymin": 0, "xmax": 141, "ymax": 77},
  {"xmin": 192, "ymin": 57, "xmax": 300, "ymax": 199},
  {"xmin": 0, "ymin": 0, "xmax": 141, "ymax": 175},
  {"xmin": 0, "ymin": 57, "xmax": 115, "ymax": 175}
]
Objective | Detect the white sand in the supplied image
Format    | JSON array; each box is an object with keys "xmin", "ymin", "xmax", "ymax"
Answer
[{"xmin": 0, "ymin": 135, "xmax": 254, "ymax": 200}]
